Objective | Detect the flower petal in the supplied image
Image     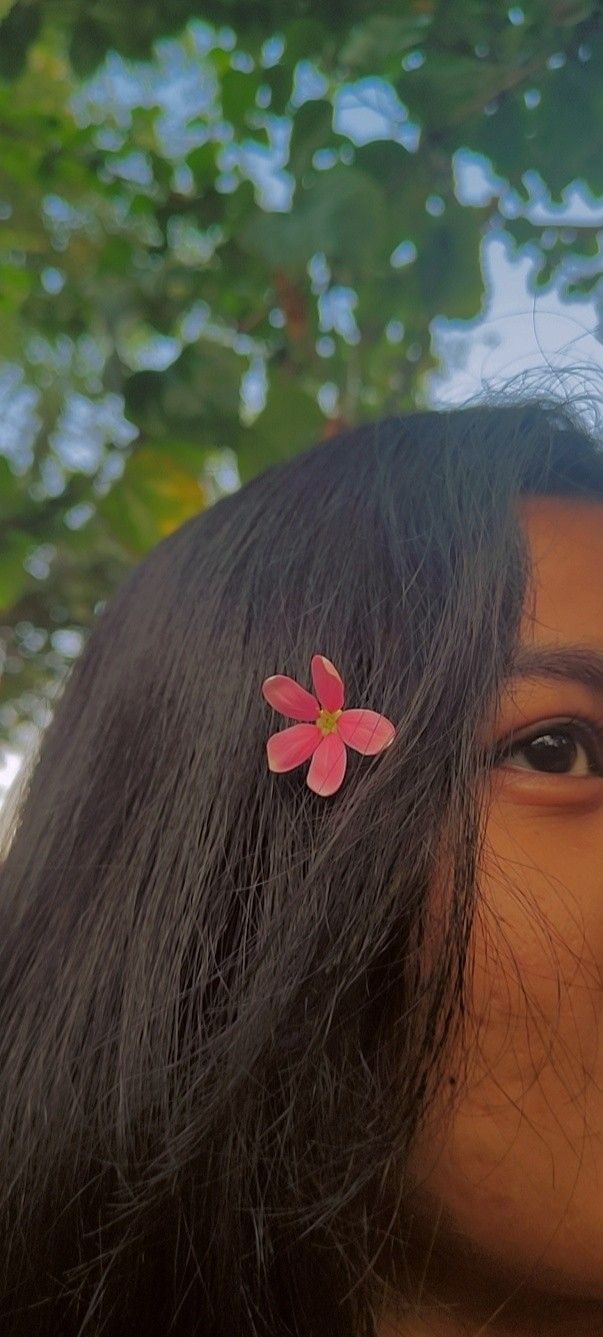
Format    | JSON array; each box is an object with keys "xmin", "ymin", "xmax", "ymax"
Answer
[
  {"xmin": 306, "ymin": 733, "xmax": 347, "ymax": 796},
  {"xmin": 267, "ymin": 723, "xmax": 321, "ymax": 773},
  {"xmin": 262, "ymin": 674, "xmax": 320, "ymax": 721},
  {"xmin": 337, "ymin": 709, "xmax": 395, "ymax": 755},
  {"xmin": 310, "ymin": 655, "xmax": 344, "ymax": 712}
]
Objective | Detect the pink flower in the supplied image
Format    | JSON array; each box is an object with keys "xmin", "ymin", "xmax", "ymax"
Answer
[{"xmin": 261, "ymin": 654, "xmax": 396, "ymax": 797}]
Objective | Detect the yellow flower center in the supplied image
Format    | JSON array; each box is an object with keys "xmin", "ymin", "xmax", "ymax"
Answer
[{"xmin": 316, "ymin": 707, "xmax": 342, "ymax": 736}]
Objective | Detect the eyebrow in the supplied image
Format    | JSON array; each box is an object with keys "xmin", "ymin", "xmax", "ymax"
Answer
[{"xmin": 508, "ymin": 643, "xmax": 603, "ymax": 695}]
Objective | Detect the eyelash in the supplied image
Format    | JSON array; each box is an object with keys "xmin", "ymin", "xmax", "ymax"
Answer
[{"xmin": 492, "ymin": 716, "xmax": 603, "ymax": 777}]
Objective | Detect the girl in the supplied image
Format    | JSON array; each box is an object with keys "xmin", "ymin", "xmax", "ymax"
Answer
[{"xmin": 0, "ymin": 383, "xmax": 602, "ymax": 1336}]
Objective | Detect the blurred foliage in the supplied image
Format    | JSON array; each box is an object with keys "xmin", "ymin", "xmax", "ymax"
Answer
[{"xmin": 0, "ymin": 0, "xmax": 603, "ymax": 753}]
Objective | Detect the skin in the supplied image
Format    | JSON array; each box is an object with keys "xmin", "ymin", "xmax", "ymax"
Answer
[{"xmin": 377, "ymin": 497, "xmax": 603, "ymax": 1336}]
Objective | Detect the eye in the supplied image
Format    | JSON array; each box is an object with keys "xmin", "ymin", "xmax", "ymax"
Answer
[{"xmin": 492, "ymin": 718, "xmax": 603, "ymax": 778}]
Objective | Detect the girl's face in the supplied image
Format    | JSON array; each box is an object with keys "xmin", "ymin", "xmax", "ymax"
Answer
[{"xmin": 402, "ymin": 496, "xmax": 603, "ymax": 1315}]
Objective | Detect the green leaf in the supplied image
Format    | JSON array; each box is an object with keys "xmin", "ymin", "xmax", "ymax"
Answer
[
  {"xmin": 433, "ymin": 0, "xmax": 509, "ymax": 50},
  {"xmin": 0, "ymin": 529, "xmax": 33, "ymax": 612},
  {"xmin": 399, "ymin": 50, "xmax": 503, "ymax": 130},
  {"xmin": 340, "ymin": 14, "xmax": 433, "ymax": 73},
  {"xmin": 68, "ymin": 16, "xmax": 111, "ymax": 77},
  {"xmin": 504, "ymin": 217, "xmax": 543, "ymax": 248},
  {"xmin": 282, "ymin": 18, "xmax": 326, "ymax": 63},
  {"xmin": 0, "ymin": 261, "xmax": 33, "ymax": 313},
  {"xmin": 288, "ymin": 98, "xmax": 346, "ymax": 176},
  {"xmin": 0, "ymin": 457, "xmax": 24, "ymax": 518},
  {"xmin": 565, "ymin": 272, "xmax": 603, "ymax": 298},
  {"xmin": 0, "ymin": 0, "xmax": 41, "ymax": 79},
  {"xmin": 96, "ymin": 447, "xmax": 208, "ymax": 556},
  {"xmin": 185, "ymin": 141, "xmax": 219, "ymax": 187},
  {"xmin": 262, "ymin": 62, "xmax": 293, "ymax": 115},
  {"xmin": 462, "ymin": 38, "xmax": 603, "ymax": 200},
  {"xmin": 220, "ymin": 68, "xmax": 262, "ymax": 125},
  {"xmin": 236, "ymin": 370, "xmax": 324, "ymax": 483},
  {"xmin": 241, "ymin": 165, "xmax": 386, "ymax": 277},
  {"xmin": 414, "ymin": 204, "xmax": 485, "ymax": 321},
  {"xmin": 135, "ymin": 436, "xmax": 214, "ymax": 475},
  {"xmin": 353, "ymin": 139, "xmax": 412, "ymax": 194},
  {"xmin": 125, "ymin": 341, "xmax": 244, "ymax": 438}
]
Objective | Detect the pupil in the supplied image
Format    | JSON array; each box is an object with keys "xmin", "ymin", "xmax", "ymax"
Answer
[{"xmin": 529, "ymin": 731, "xmax": 576, "ymax": 773}]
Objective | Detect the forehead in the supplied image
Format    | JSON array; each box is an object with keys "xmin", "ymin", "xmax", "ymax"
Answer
[{"xmin": 516, "ymin": 496, "xmax": 603, "ymax": 643}]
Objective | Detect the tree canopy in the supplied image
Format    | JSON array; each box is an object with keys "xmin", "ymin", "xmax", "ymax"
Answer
[{"xmin": 0, "ymin": 0, "xmax": 602, "ymax": 753}]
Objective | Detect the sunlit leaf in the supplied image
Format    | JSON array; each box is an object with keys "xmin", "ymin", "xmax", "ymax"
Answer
[{"xmin": 96, "ymin": 448, "xmax": 209, "ymax": 555}]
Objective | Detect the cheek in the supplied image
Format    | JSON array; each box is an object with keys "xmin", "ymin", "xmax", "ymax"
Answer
[
  {"xmin": 479, "ymin": 799, "xmax": 603, "ymax": 1056},
  {"xmin": 469, "ymin": 803, "xmax": 602, "ymax": 1153},
  {"xmin": 405, "ymin": 805, "xmax": 603, "ymax": 1296}
]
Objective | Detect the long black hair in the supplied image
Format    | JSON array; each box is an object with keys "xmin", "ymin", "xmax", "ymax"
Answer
[{"xmin": 0, "ymin": 372, "xmax": 602, "ymax": 1336}]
